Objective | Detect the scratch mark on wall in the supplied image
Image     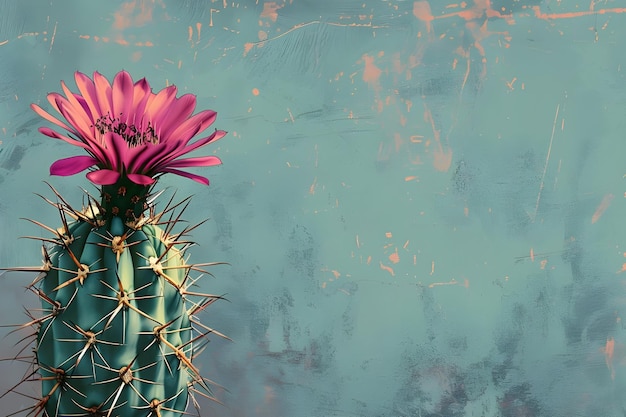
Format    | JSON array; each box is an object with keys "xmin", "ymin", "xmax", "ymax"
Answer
[{"xmin": 532, "ymin": 103, "xmax": 560, "ymax": 223}]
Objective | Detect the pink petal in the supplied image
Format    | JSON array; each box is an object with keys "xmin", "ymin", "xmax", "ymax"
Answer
[
  {"xmin": 38, "ymin": 127, "xmax": 89, "ymax": 149},
  {"xmin": 60, "ymin": 80, "xmax": 95, "ymax": 127},
  {"xmin": 50, "ymin": 155, "xmax": 99, "ymax": 176},
  {"xmin": 38, "ymin": 127, "xmax": 111, "ymax": 167},
  {"xmin": 92, "ymin": 71, "xmax": 113, "ymax": 118},
  {"xmin": 55, "ymin": 96, "xmax": 94, "ymax": 142},
  {"xmin": 164, "ymin": 155, "xmax": 222, "ymax": 168},
  {"xmin": 74, "ymin": 71, "xmax": 102, "ymax": 121},
  {"xmin": 127, "ymin": 173, "xmax": 155, "ymax": 185},
  {"xmin": 170, "ymin": 110, "xmax": 217, "ymax": 143},
  {"xmin": 151, "ymin": 130, "xmax": 226, "ymax": 173},
  {"xmin": 111, "ymin": 71, "xmax": 134, "ymax": 125},
  {"xmin": 166, "ymin": 129, "xmax": 227, "ymax": 161},
  {"xmin": 160, "ymin": 168, "xmax": 211, "ymax": 185},
  {"xmin": 86, "ymin": 169, "xmax": 120, "ymax": 185},
  {"xmin": 143, "ymin": 85, "xmax": 178, "ymax": 132},
  {"xmin": 127, "ymin": 141, "xmax": 177, "ymax": 174},
  {"xmin": 31, "ymin": 103, "xmax": 73, "ymax": 132},
  {"xmin": 130, "ymin": 78, "xmax": 152, "ymax": 127},
  {"xmin": 157, "ymin": 94, "xmax": 197, "ymax": 139},
  {"xmin": 75, "ymin": 95, "xmax": 95, "ymax": 123},
  {"xmin": 103, "ymin": 132, "xmax": 129, "ymax": 170}
]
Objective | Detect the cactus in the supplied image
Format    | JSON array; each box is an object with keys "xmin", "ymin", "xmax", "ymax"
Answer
[{"xmin": 3, "ymin": 71, "xmax": 228, "ymax": 416}]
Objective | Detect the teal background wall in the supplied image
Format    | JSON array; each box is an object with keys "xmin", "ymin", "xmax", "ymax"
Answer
[{"xmin": 2, "ymin": 1, "xmax": 626, "ymax": 416}]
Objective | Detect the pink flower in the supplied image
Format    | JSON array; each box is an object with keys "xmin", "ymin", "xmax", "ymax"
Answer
[{"xmin": 32, "ymin": 71, "xmax": 226, "ymax": 186}]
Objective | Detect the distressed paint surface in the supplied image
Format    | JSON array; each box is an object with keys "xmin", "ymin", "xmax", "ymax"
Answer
[{"xmin": 1, "ymin": 0, "xmax": 626, "ymax": 415}]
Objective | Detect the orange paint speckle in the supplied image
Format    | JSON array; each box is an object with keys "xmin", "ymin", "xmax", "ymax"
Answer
[
  {"xmin": 603, "ymin": 337, "xmax": 616, "ymax": 380},
  {"xmin": 433, "ymin": 147, "xmax": 453, "ymax": 172},
  {"xmin": 362, "ymin": 54, "xmax": 382, "ymax": 86},
  {"xmin": 261, "ymin": 2, "xmax": 282, "ymax": 22},
  {"xmin": 506, "ymin": 77, "xmax": 517, "ymax": 91},
  {"xmin": 532, "ymin": 5, "xmax": 626, "ymax": 20},
  {"xmin": 243, "ymin": 42, "xmax": 255, "ymax": 56},
  {"xmin": 308, "ymin": 177, "xmax": 317, "ymax": 195},
  {"xmin": 389, "ymin": 249, "xmax": 400, "ymax": 264},
  {"xmin": 591, "ymin": 193, "xmax": 614, "ymax": 224},
  {"xmin": 385, "ymin": 232, "xmax": 393, "ymax": 238},
  {"xmin": 429, "ymin": 279, "xmax": 459, "ymax": 288},
  {"xmin": 380, "ymin": 261, "xmax": 395, "ymax": 276},
  {"xmin": 413, "ymin": 1, "xmax": 434, "ymax": 34},
  {"xmin": 113, "ymin": 0, "xmax": 154, "ymax": 30},
  {"xmin": 252, "ymin": 88, "xmax": 260, "ymax": 96}
]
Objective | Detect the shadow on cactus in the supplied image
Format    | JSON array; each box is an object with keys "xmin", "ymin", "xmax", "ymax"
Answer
[{"xmin": 2, "ymin": 71, "xmax": 229, "ymax": 417}]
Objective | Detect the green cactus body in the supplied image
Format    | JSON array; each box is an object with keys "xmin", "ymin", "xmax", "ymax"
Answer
[{"xmin": 28, "ymin": 185, "xmax": 219, "ymax": 417}]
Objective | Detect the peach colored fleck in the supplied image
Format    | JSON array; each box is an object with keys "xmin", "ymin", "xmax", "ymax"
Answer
[
  {"xmin": 532, "ymin": 5, "xmax": 626, "ymax": 20},
  {"xmin": 389, "ymin": 249, "xmax": 400, "ymax": 264},
  {"xmin": 380, "ymin": 261, "xmax": 395, "ymax": 276},
  {"xmin": 308, "ymin": 177, "xmax": 317, "ymax": 195},
  {"xmin": 591, "ymin": 193, "xmax": 614, "ymax": 224},
  {"xmin": 261, "ymin": 2, "xmax": 282, "ymax": 22},
  {"xmin": 423, "ymin": 105, "xmax": 452, "ymax": 171},
  {"xmin": 428, "ymin": 279, "xmax": 458, "ymax": 288},
  {"xmin": 113, "ymin": 0, "xmax": 155, "ymax": 30},
  {"xmin": 413, "ymin": 1, "xmax": 434, "ymax": 34},
  {"xmin": 603, "ymin": 337, "xmax": 616, "ymax": 380},
  {"xmin": 243, "ymin": 42, "xmax": 255, "ymax": 56},
  {"xmin": 362, "ymin": 54, "xmax": 382, "ymax": 86}
]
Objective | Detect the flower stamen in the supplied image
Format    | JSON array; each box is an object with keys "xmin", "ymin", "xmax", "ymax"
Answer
[{"xmin": 93, "ymin": 113, "xmax": 159, "ymax": 147}]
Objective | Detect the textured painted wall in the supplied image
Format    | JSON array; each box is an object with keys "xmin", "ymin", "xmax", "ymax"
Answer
[{"xmin": 1, "ymin": 0, "xmax": 626, "ymax": 416}]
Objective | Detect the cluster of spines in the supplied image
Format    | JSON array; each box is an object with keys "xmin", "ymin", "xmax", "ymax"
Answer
[{"xmin": 1, "ymin": 183, "xmax": 228, "ymax": 417}]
